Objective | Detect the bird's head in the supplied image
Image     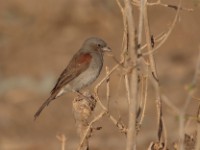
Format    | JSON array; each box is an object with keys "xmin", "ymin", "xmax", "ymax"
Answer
[{"xmin": 81, "ymin": 37, "xmax": 112, "ymax": 53}]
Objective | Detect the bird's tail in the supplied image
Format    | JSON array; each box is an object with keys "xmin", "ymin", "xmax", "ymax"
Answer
[{"xmin": 34, "ymin": 97, "xmax": 55, "ymax": 120}]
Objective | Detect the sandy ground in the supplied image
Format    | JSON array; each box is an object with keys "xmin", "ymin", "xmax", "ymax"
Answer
[{"xmin": 0, "ymin": 0, "xmax": 200, "ymax": 149}]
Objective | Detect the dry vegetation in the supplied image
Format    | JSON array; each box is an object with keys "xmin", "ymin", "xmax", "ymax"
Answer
[{"xmin": 0, "ymin": 0, "xmax": 200, "ymax": 150}]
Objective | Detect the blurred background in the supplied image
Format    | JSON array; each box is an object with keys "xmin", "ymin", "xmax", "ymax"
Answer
[{"xmin": 0, "ymin": 0, "xmax": 200, "ymax": 149}]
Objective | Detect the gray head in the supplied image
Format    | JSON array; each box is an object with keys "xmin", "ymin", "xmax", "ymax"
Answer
[{"xmin": 81, "ymin": 37, "xmax": 111, "ymax": 53}]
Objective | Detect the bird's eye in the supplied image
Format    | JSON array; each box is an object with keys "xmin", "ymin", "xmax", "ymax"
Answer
[{"xmin": 97, "ymin": 44, "xmax": 101, "ymax": 47}]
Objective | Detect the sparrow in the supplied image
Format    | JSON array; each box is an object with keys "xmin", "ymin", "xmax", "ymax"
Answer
[{"xmin": 34, "ymin": 37, "xmax": 111, "ymax": 119}]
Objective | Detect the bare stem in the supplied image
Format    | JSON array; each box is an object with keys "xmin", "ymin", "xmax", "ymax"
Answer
[
  {"xmin": 106, "ymin": 66, "xmax": 110, "ymax": 109},
  {"xmin": 124, "ymin": 0, "xmax": 138, "ymax": 150},
  {"xmin": 143, "ymin": 0, "xmax": 164, "ymax": 143},
  {"xmin": 138, "ymin": 75, "xmax": 148, "ymax": 127}
]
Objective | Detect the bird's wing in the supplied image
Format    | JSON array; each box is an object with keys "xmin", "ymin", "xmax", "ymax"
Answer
[
  {"xmin": 34, "ymin": 52, "xmax": 92, "ymax": 120},
  {"xmin": 50, "ymin": 51, "xmax": 92, "ymax": 97}
]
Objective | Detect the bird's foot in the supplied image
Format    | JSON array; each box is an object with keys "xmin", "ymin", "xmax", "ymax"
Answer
[{"xmin": 76, "ymin": 91, "xmax": 90, "ymax": 99}]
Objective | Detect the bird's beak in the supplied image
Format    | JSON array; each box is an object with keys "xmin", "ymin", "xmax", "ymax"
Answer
[{"xmin": 102, "ymin": 46, "xmax": 112, "ymax": 52}]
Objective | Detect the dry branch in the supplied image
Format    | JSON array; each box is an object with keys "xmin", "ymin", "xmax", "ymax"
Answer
[
  {"xmin": 137, "ymin": 0, "xmax": 183, "ymax": 56},
  {"xmin": 94, "ymin": 73, "xmax": 128, "ymax": 134},
  {"xmin": 71, "ymin": 0, "xmax": 196, "ymax": 149},
  {"xmin": 132, "ymin": 0, "xmax": 193, "ymax": 12},
  {"xmin": 73, "ymin": 92, "xmax": 96, "ymax": 150},
  {"xmin": 137, "ymin": 75, "xmax": 148, "ymax": 133},
  {"xmin": 143, "ymin": 0, "xmax": 164, "ymax": 143},
  {"xmin": 124, "ymin": 0, "xmax": 138, "ymax": 150}
]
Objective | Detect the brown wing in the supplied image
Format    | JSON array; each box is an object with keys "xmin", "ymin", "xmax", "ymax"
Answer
[
  {"xmin": 34, "ymin": 52, "xmax": 92, "ymax": 120},
  {"xmin": 50, "ymin": 52, "xmax": 92, "ymax": 96}
]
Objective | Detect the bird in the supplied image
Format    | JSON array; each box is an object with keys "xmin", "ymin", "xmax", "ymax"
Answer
[{"xmin": 34, "ymin": 37, "xmax": 111, "ymax": 120}]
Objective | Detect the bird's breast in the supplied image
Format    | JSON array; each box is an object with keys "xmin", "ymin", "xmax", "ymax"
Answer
[{"xmin": 70, "ymin": 53, "xmax": 103, "ymax": 91}]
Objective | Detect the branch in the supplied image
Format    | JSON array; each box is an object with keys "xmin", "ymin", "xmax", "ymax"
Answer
[
  {"xmin": 143, "ymin": 0, "xmax": 165, "ymax": 144},
  {"xmin": 142, "ymin": 0, "xmax": 182, "ymax": 56},
  {"xmin": 94, "ymin": 64, "xmax": 127, "ymax": 134},
  {"xmin": 124, "ymin": 0, "xmax": 138, "ymax": 150},
  {"xmin": 73, "ymin": 93, "xmax": 97, "ymax": 150},
  {"xmin": 132, "ymin": 0, "xmax": 193, "ymax": 12}
]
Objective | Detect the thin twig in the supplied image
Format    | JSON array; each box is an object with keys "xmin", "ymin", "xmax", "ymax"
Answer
[
  {"xmin": 94, "ymin": 63, "xmax": 121, "ymax": 95},
  {"xmin": 94, "ymin": 89, "xmax": 127, "ymax": 134},
  {"xmin": 138, "ymin": 75, "xmax": 148, "ymax": 127},
  {"xmin": 143, "ymin": 0, "xmax": 164, "ymax": 142},
  {"xmin": 124, "ymin": 75, "xmax": 131, "ymax": 105},
  {"xmin": 94, "ymin": 66, "xmax": 127, "ymax": 134},
  {"xmin": 162, "ymin": 117, "xmax": 168, "ymax": 150},
  {"xmin": 143, "ymin": 0, "xmax": 182, "ymax": 56},
  {"xmin": 116, "ymin": 0, "xmax": 124, "ymax": 14},
  {"xmin": 132, "ymin": 0, "xmax": 193, "ymax": 12},
  {"xmin": 137, "ymin": 0, "xmax": 145, "ymax": 55},
  {"xmin": 108, "ymin": 113, "xmax": 127, "ymax": 134},
  {"xmin": 147, "ymin": 1, "xmax": 193, "ymax": 12},
  {"xmin": 106, "ymin": 66, "xmax": 110, "ymax": 109},
  {"xmin": 78, "ymin": 111, "xmax": 106, "ymax": 150}
]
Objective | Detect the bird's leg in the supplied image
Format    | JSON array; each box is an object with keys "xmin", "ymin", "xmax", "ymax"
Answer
[
  {"xmin": 75, "ymin": 91, "xmax": 97, "ymax": 112},
  {"xmin": 75, "ymin": 91, "xmax": 95, "ymax": 101},
  {"xmin": 75, "ymin": 91, "xmax": 89, "ymax": 99}
]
